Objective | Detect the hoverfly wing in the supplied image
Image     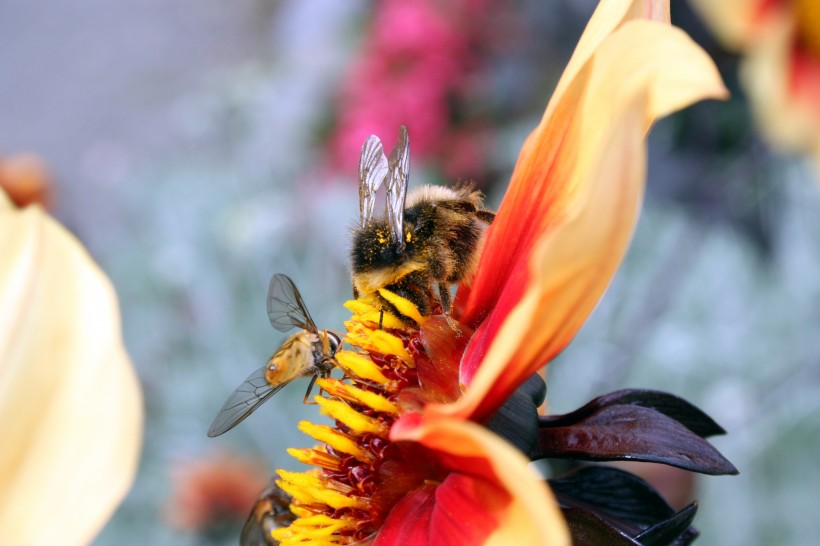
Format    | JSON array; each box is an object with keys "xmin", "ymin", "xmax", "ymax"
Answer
[
  {"xmin": 207, "ymin": 367, "xmax": 290, "ymax": 437},
  {"xmin": 358, "ymin": 135, "xmax": 389, "ymax": 228},
  {"xmin": 267, "ymin": 273, "xmax": 318, "ymax": 333},
  {"xmin": 386, "ymin": 125, "xmax": 409, "ymax": 250}
]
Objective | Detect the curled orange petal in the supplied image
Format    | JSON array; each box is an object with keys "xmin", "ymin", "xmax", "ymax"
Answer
[
  {"xmin": 386, "ymin": 415, "xmax": 570, "ymax": 546},
  {"xmin": 447, "ymin": 18, "xmax": 726, "ymax": 421}
]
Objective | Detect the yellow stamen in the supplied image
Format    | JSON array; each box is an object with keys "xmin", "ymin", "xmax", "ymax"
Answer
[
  {"xmin": 334, "ymin": 350, "xmax": 391, "ymax": 385},
  {"xmin": 290, "ymin": 514, "xmax": 353, "ymax": 536},
  {"xmin": 344, "ymin": 297, "xmax": 407, "ymax": 330},
  {"xmin": 291, "ymin": 505, "xmax": 314, "ymax": 518},
  {"xmin": 378, "ymin": 288, "xmax": 425, "ymax": 324},
  {"xmin": 277, "ymin": 471, "xmax": 368, "ymax": 510},
  {"xmin": 345, "ymin": 322, "xmax": 412, "ymax": 363},
  {"xmin": 314, "ymin": 397, "xmax": 389, "ymax": 437},
  {"xmin": 297, "ymin": 421, "xmax": 374, "ymax": 463},
  {"xmin": 287, "ymin": 447, "xmax": 343, "ymax": 471},
  {"xmin": 316, "ymin": 377, "xmax": 399, "ymax": 414}
]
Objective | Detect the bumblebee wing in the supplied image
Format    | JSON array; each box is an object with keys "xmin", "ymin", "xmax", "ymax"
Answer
[
  {"xmin": 267, "ymin": 273, "xmax": 317, "ymax": 333},
  {"xmin": 207, "ymin": 367, "xmax": 290, "ymax": 437},
  {"xmin": 359, "ymin": 135, "xmax": 389, "ymax": 227},
  {"xmin": 386, "ymin": 125, "xmax": 409, "ymax": 249}
]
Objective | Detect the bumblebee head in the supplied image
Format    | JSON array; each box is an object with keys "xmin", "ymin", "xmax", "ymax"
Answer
[{"xmin": 351, "ymin": 221, "xmax": 412, "ymax": 273}]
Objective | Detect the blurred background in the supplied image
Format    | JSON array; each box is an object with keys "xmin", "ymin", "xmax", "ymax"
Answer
[{"xmin": 2, "ymin": 0, "xmax": 819, "ymax": 544}]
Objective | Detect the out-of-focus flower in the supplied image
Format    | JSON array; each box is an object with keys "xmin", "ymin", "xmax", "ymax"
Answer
[
  {"xmin": 691, "ymin": 0, "xmax": 820, "ymax": 162},
  {"xmin": 0, "ymin": 153, "xmax": 53, "ymax": 209},
  {"xmin": 0, "ymin": 190, "xmax": 142, "ymax": 544},
  {"xmin": 168, "ymin": 451, "xmax": 269, "ymax": 532},
  {"xmin": 266, "ymin": 1, "xmax": 728, "ymax": 544},
  {"xmin": 328, "ymin": 0, "xmax": 501, "ymax": 181}
]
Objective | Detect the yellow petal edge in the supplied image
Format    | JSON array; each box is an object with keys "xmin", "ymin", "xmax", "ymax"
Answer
[{"xmin": 0, "ymin": 192, "xmax": 144, "ymax": 545}]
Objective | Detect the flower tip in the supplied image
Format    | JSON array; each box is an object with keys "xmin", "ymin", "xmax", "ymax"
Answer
[{"xmin": 388, "ymin": 412, "xmax": 423, "ymax": 442}]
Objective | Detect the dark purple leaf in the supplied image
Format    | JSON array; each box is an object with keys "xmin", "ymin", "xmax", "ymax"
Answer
[
  {"xmin": 536, "ymin": 404, "xmax": 738, "ymax": 475},
  {"xmin": 550, "ymin": 467, "xmax": 701, "ymax": 545},
  {"xmin": 540, "ymin": 389, "xmax": 726, "ymax": 438},
  {"xmin": 561, "ymin": 507, "xmax": 642, "ymax": 546},
  {"xmin": 636, "ymin": 502, "xmax": 699, "ymax": 546},
  {"xmin": 550, "ymin": 466, "xmax": 678, "ymax": 527}
]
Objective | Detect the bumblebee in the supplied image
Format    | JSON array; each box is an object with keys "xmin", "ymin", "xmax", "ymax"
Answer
[
  {"xmin": 207, "ymin": 274, "xmax": 341, "ymax": 437},
  {"xmin": 350, "ymin": 126, "xmax": 495, "ymax": 328},
  {"xmin": 239, "ymin": 480, "xmax": 295, "ymax": 546}
]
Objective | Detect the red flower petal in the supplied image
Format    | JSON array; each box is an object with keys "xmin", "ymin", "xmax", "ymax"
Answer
[
  {"xmin": 443, "ymin": 18, "xmax": 726, "ymax": 422},
  {"xmin": 386, "ymin": 416, "xmax": 570, "ymax": 545}
]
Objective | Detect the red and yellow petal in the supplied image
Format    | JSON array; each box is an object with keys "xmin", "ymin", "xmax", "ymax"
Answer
[
  {"xmin": 448, "ymin": 18, "xmax": 726, "ymax": 421},
  {"xmin": 0, "ymin": 192, "xmax": 143, "ymax": 544},
  {"xmin": 741, "ymin": 13, "xmax": 820, "ymax": 160},
  {"xmin": 382, "ymin": 415, "xmax": 569, "ymax": 546},
  {"xmin": 457, "ymin": 0, "xmax": 671, "ymax": 329}
]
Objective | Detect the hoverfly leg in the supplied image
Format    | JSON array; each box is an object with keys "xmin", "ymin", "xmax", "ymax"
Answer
[
  {"xmin": 303, "ymin": 374, "xmax": 320, "ymax": 405},
  {"xmin": 378, "ymin": 309, "xmax": 384, "ymax": 330}
]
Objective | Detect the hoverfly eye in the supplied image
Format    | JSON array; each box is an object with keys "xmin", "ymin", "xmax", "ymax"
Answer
[{"xmin": 328, "ymin": 333, "xmax": 342, "ymax": 354}]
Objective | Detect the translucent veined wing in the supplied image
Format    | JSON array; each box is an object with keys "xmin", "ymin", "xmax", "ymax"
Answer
[
  {"xmin": 358, "ymin": 135, "xmax": 389, "ymax": 227},
  {"xmin": 267, "ymin": 273, "xmax": 318, "ymax": 333},
  {"xmin": 207, "ymin": 367, "xmax": 290, "ymax": 437},
  {"xmin": 386, "ymin": 125, "xmax": 409, "ymax": 250}
]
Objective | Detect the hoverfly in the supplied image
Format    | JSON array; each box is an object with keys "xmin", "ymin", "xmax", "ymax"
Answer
[
  {"xmin": 239, "ymin": 480, "xmax": 295, "ymax": 546},
  {"xmin": 207, "ymin": 273, "xmax": 341, "ymax": 437}
]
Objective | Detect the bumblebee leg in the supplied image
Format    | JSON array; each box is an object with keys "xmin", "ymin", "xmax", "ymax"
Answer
[
  {"xmin": 379, "ymin": 309, "xmax": 384, "ymax": 330},
  {"xmin": 437, "ymin": 282, "xmax": 462, "ymax": 336},
  {"xmin": 477, "ymin": 210, "xmax": 496, "ymax": 224}
]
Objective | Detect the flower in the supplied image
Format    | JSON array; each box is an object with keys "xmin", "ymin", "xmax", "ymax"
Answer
[
  {"xmin": 691, "ymin": 0, "xmax": 820, "ymax": 162},
  {"xmin": 272, "ymin": 0, "xmax": 727, "ymax": 544},
  {"xmin": 327, "ymin": 0, "xmax": 502, "ymax": 181},
  {"xmin": 168, "ymin": 451, "xmax": 269, "ymax": 533},
  {"xmin": 0, "ymin": 153, "xmax": 53, "ymax": 209},
  {"xmin": 0, "ymin": 190, "xmax": 143, "ymax": 544}
]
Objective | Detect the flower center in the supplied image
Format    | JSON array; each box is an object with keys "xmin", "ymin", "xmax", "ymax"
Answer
[
  {"xmin": 794, "ymin": 0, "xmax": 820, "ymax": 57},
  {"xmin": 272, "ymin": 293, "xmax": 448, "ymax": 545}
]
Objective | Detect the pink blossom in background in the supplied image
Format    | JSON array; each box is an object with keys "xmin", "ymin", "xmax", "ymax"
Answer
[{"xmin": 327, "ymin": 0, "xmax": 501, "ymax": 182}]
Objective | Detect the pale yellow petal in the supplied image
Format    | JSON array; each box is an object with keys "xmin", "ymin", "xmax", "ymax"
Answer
[
  {"xmin": 741, "ymin": 16, "xmax": 820, "ymax": 160},
  {"xmin": 546, "ymin": 0, "xmax": 670, "ymax": 120},
  {"xmin": 689, "ymin": 0, "xmax": 762, "ymax": 49},
  {"xmin": 0, "ymin": 194, "xmax": 143, "ymax": 545}
]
